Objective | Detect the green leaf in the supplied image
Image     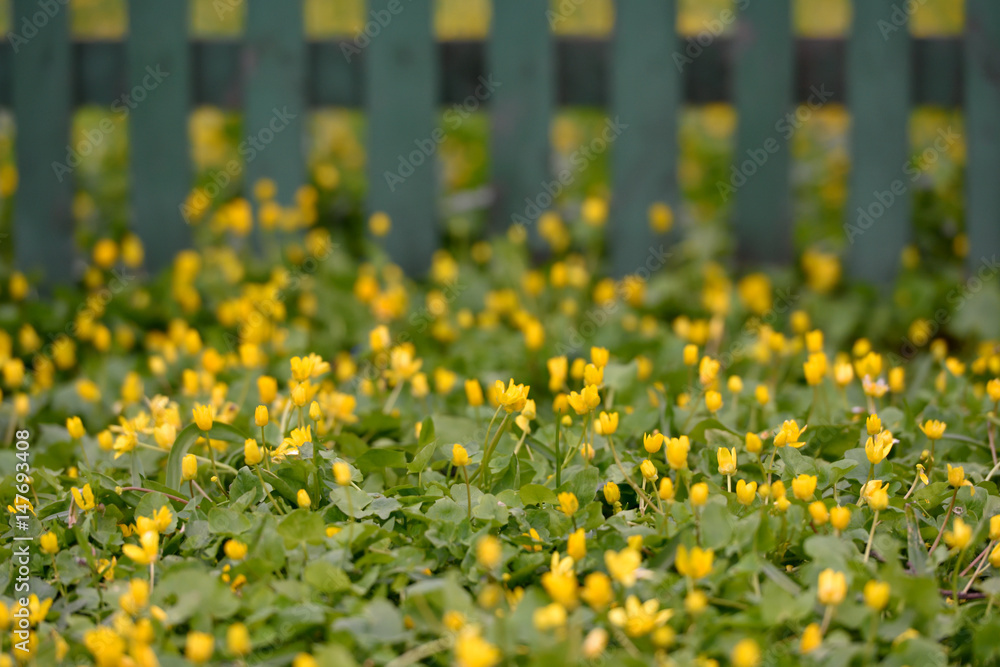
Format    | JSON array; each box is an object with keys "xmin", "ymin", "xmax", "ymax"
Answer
[
  {"xmin": 164, "ymin": 422, "xmax": 247, "ymax": 491},
  {"xmin": 277, "ymin": 509, "xmax": 326, "ymax": 546},
  {"xmin": 356, "ymin": 447, "xmax": 407, "ymax": 470},
  {"xmin": 304, "ymin": 561, "xmax": 352, "ymax": 594},
  {"xmin": 519, "ymin": 484, "xmax": 557, "ymax": 506},
  {"xmin": 407, "ymin": 417, "xmax": 438, "ymax": 472}
]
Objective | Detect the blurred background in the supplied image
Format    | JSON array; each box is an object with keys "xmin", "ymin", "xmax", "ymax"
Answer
[{"xmin": 0, "ymin": 0, "xmax": 967, "ymax": 271}]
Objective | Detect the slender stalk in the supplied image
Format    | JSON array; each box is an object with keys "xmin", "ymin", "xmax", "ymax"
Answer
[
  {"xmin": 554, "ymin": 415, "xmax": 562, "ymax": 487},
  {"xmin": 254, "ymin": 465, "xmax": 286, "ymax": 515},
  {"xmin": 462, "ymin": 465, "xmax": 472, "ymax": 522},
  {"xmin": 863, "ymin": 510, "xmax": 879, "ymax": 563},
  {"xmin": 606, "ymin": 435, "xmax": 663, "ymax": 516},
  {"xmin": 928, "ymin": 489, "xmax": 959, "ymax": 556}
]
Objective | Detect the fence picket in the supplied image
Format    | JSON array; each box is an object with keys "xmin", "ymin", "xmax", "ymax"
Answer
[
  {"xmin": 245, "ymin": 0, "xmax": 306, "ymax": 247},
  {"xmin": 733, "ymin": 0, "xmax": 794, "ymax": 265},
  {"xmin": 12, "ymin": 0, "xmax": 74, "ymax": 283},
  {"xmin": 488, "ymin": 0, "xmax": 552, "ymax": 244},
  {"xmin": 365, "ymin": 0, "xmax": 437, "ymax": 275},
  {"xmin": 610, "ymin": 0, "xmax": 679, "ymax": 275},
  {"xmin": 845, "ymin": 0, "xmax": 912, "ymax": 283},
  {"xmin": 965, "ymin": 0, "xmax": 1000, "ymax": 273},
  {"xmin": 128, "ymin": 1, "xmax": 192, "ymax": 273}
]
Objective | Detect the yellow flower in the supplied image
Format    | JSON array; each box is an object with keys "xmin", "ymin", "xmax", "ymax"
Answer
[
  {"xmin": 465, "ymin": 379, "xmax": 484, "ymax": 406},
  {"xmin": 736, "ymin": 480, "xmax": 757, "ymax": 505},
  {"xmin": 704, "ymin": 390, "xmax": 723, "ymax": 413},
  {"xmin": 945, "ymin": 517, "xmax": 973, "ymax": 551},
  {"xmin": 717, "ymin": 447, "xmax": 736, "ymax": 476},
  {"xmin": 558, "ymin": 492, "xmax": 579, "ymax": 517},
  {"xmin": 258, "ymin": 375, "xmax": 278, "ymax": 403},
  {"xmin": 731, "ymin": 638, "xmax": 761, "ymax": 667},
  {"xmin": 755, "ymin": 384, "xmax": 770, "ymax": 405},
  {"xmin": 834, "ymin": 361, "xmax": 854, "ymax": 387},
  {"xmin": 817, "ymin": 568, "xmax": 846, "ymax": 606},
  {"xmin": 533, "ymin": 602, "xmax": 567, "ymax": 631},
  {"xmin": 990, "ymin": 542, "xmax": 1000, "ymax": 568},
  {"xmin": 181, "ymin": 454, "xmax": 198, "ymax": 481},
  {"xmin": 192, "ymin": 403, "xmax": 214, "ymax": 431},
  {"xmin": 830, "ymin": 505, "xmax": 851, "ymax": 531},
  {"xmin": 773, "ymin": 420, "xmax": 807, "ymax": 448},
  {"xmin": 71, "ymin": 483, "xmax": 96, "ymax": 511},
  {"xmin": 39, "ymin": 531, "xmax": 58, "ymax": 555},
  {"xmin": 728, "ymin": 375, "xmax": 744, "ymax": 393},
  {"xmin": 800, "ymin": 622, "xmax": 823, "ymax": 653},
  {"xmin": 603, "ymin": 481, "xmax": 620, "ymax": 504},
  {"xmin": 866, "ymin": 414, "xmax": 882, "ymax": 435},
  {"xmin": 494, "ymin": 378, "xmax": 530, "ymax": 413},
  {"xmin": 866, "ymin": 430, "xmax": 894, "ymax": 464},
  {"xmin": 296, "ymin": 489, "xmax": 311, "ymax": 508},
  {"xmin": 452, "ymin": 443, "xmax": 470, "ymax": 467},
  {"xmin": 862, "ymin": 480, "xmax": 889, "ymax": 511},
  {"xmin": 666, "ymin": 436, "xmax": 690, "ymax": 470},
  {"xmin": 547, "ymin": 356, "xmax": 568, "ymax": 392},
  {"xmin": 567, "ymin": 385, "xmax": 601, "ymax": 415},
  {"xmin": 227, "ymin": 622, "xmax": 252, "ymax": 657},
  {"xmin": 864, "ymin": 580, "xmax": 890, "ymax": 611},
  {"xmin": 119, "ymin": 578, "xmax": 149, "ymax": 616},
  {"xmin": 186, "ymin": 630, "xmax": 215, "ymax": 664},
  {"xmin": 690, "ymin": 482, "xmax": 708, "ymax": 507},
  {"xmin": 919, "ymin": 419, "xmax": 947, "ymax": 440},
  {"xmin": 591, "ymin": 346, "xmax": 610, "ymax": 368},
  {"xmin": 541, "ymin": 551, "xmax": 578, "ymax": 607},
  {"xmin": 791, "ymin": 474, "xmax": 817, "ymax": 500},
  {"xmin": 333, "ymin": 462, "xmax": 352, "ymax": 486},
  {"xmin": 66, "ymin": 416, "xmax": 85, "ymax": 439},
  {"xmin": 947, "ymin": 464, "xmax": 975, "ymax": 494},
  {"xmin": 454, "ymin": 627, "xmax": 501, "ymax": 667},
  {"xmin": 745, "ymin": 431, "xmax": 762, "ymax": 454},
  {"xmin": 608, "ymin": 595, "xmax": 673, "ymax": 637},
  {"xmin": 567, "ymin": 529, "xmax": 586, "ymax": 561},
  {"xmin": 224, "ymin": 539, "xmax": 248, "ymax": 560},
  {"xmin": 989, "ymin": 378, "xmax": 1000, "ymax": 403},
  {"xmin": 683, "ymin": 344, "xmax": 698, "ymax": 366},
  {"xmin": 699, "ymin": 356, "xmax": 719, "ymax": 385},
  {"xmin": 990, "ymin": 515, "xmax": 1000, "ymax": 541},
  {"xmin": 639, "ymin": 459, "xmax": 658, "ymax": 482},
  {"xmin": 605, "ymin": 547, "xmax": 642, "ymax": 587},
  {"xmin": 84, "ymin": 627, "xmax": 126, "ymax": 667},
  {"xmin": 244, "ymin": 438, "xmax": 263, "ymax": 466},
  {"xmin": 809, "ymin": 501, "xmax": 829, "ymax": 525},
  {"xmin": 803, "ymin": 354, "xmax": 826, "ymax": 386},
  {"xmin": 477, "ymin": 535, "xmax": 501, "ymax": 569},
  {"xmin": 675, "ymin": 545, "xmax": 713, "ymax": 579},
  {"xmin": 122, "ymin": 530, "xmax": 159, "ymax": 565},
  {"xmin": 581, "ymin": 572, "xmax": 613, "ymax": 609},
  {"xmin": 659, "ymin": 477, "xmax": 676, "ymax": 502},
  {"xmin": 643, "ymin": 432, "xmax": 664, "ymax": 454},
  {"xmin": 255, "ymin": 405, "xmax": 269, "ymax": 427},
  {"xmin": 596, "ymin": 411, "xmax": 618, "ymax": 435},
  {"xmin": 584, "ymin": 363, "xmax": 604, "ymax": 386}
]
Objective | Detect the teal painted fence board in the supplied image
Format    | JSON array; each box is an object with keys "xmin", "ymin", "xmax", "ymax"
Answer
[
  {"xmin": 365, "ymin": 0, "xmax": 437, "ymax": 275},
  {"xmin": 488, "ymin": 0, "xmax": 552, "ymax": 243},
  {"xmin": 965, "ymin": 0, "xmax": 1000, "ymax": 272},
  {"xmin": 732, "ymin": 0, "xmax": 794, "ymax": 266},
  {"xmin": 12, "ymin": 0, "xmax": 73, "ymax": 283},
  {"xmin": 128, "ymin": 1, "xmax": 192, "ymax": 273},
  {"xmin": 245, "ymin": 0, "xmax": 306, "ymax": 247},
  {"xmin": 845, "ymin": 0, "xmax": 912, "ymax": 283},
  {"xmin": 610, "ymin": 0, "xmax": 679, "ymax": 275}
]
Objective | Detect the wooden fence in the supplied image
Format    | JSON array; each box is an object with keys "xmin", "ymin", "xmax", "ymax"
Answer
[{"xmin": 1, "ymin": 0, "xmax": 998, "ymax": 284}]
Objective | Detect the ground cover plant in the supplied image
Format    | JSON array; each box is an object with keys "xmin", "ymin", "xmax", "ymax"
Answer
[{"xmin": 1, "ymin": 200, "xmax": 1000, "ymax": 667}]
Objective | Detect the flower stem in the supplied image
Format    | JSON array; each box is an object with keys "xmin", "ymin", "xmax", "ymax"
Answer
[
  {"xmin": 462, "ymin": 465, "xmax": 472, "ymax": 522},
  {"xmin": 606, "ymin": 435, "xmax": 663, "ymax": 515},
  {"xmin": 928, "ymin": 489, "xmax": 959, "ymax": 556},
  {"xmin": 863, "ymin": 510, "xmax": 879, "ymax": 563}
]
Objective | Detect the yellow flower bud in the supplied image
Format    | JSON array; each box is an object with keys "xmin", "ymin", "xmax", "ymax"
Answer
[
  {"xmin": 864, "ymin": 580, "xmax": 890, "ymax": 611},
  {"xmin": 689, "ymin": 482, "xmax": 708, "ymax": 507},
  {"xmin": 452, "ymin": 443, "xmax": 470, "ymax": 467},
  {"xmin": 296, "ymin": 489, "xmax": 311, "ymax": 508},
  {"xmin": 181, "ymin": 454, "xmax": 198, "ymax": 481},
  {"xmin": 255, "ymin": 405, "xmax": 269, "ymax": 427}
]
